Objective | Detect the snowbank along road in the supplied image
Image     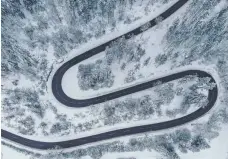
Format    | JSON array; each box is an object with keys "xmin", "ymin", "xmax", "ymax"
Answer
[{"xmin": 1, "ymin": 0, "xmax": 218, "ymax": 150}]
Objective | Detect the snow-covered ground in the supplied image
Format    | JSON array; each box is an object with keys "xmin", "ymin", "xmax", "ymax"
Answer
[
  {"xmin": 179, "ymin": 125, "xmax": 228, "ymax": 159},
  {"xmin": 2, "ymin": 146, "xmax": 30, "ymax": 159},
  {"xmin": 61, "ymin": 0, "xmax": 187, "ymax": 99},
  {"xmin": 2, "ymin": 124, "xmax": 228, "ymax": 159},
  {"xmin": 2, "ymin": 68, "xmax": 213, "ymax": 142},
  {"xmin": 2, "ymin": 0, "xmax": 228, "ymax": 158}
]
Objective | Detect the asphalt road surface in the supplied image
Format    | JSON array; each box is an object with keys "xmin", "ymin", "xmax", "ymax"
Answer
[
  {"xmin": 1, "ymin": 0, "xmax": 218, "ymax": 150},
  {"xmin": 51, "ymin": 0, "xmax": 190, "ymax": 107}
]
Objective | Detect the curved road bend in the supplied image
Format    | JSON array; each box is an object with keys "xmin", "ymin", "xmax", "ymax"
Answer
[
  {"xmin": 2, "ymin": 70, "xmax": 218, "ymax": 150},
  {"xmin": 51, "ymin": 0, "xmax": 190, "ymax": 107},
  {"xmin": 1, "ymin": 0, "xmax": 218, "ymax": 151}
]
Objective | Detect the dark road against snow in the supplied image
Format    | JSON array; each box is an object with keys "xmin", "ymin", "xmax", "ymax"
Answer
[{"xmin": 2, "ymin": 0, "xmax": 218, "ymax": 150}]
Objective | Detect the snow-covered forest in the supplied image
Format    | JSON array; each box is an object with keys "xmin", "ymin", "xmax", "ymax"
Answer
[{"xmin": 1, "ymin": 0, "xmax": 228, "ymax": 159}]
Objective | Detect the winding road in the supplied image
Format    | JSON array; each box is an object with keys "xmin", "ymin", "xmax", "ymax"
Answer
[{"xmin": 1, "ymin": 0, "xmax": 218, "ymax": 150}]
